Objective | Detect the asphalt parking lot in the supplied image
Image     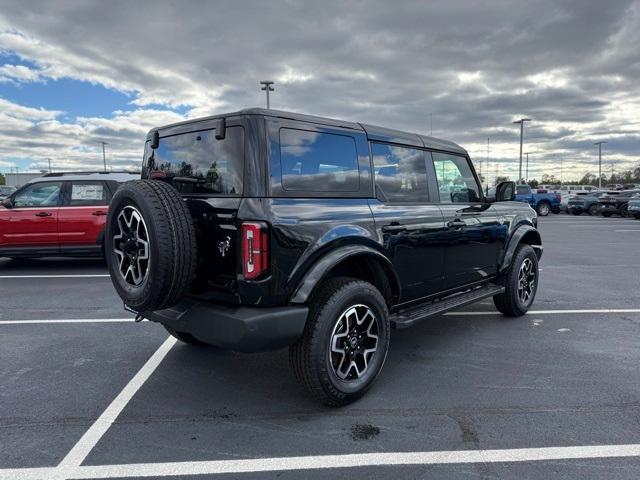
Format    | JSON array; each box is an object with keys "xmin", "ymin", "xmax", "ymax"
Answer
[{"xmin": 1, "ymin": 214, "xmax": 640, "ymax": 479}]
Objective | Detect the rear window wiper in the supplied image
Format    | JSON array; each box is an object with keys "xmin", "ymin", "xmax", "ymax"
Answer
[{"xmin": 172, "ymin": 177, "xmax": 207, "ymax": 184}]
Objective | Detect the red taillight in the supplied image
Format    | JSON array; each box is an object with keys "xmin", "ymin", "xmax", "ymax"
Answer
[{"xmin": 241, "ymin": 222, "xmax": 269, "ymax": 280}]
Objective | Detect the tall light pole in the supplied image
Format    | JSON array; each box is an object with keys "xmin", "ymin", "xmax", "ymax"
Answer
[
  {"xmin": 486, "ymin": 137, "xmax": 490, "ymax": 193},
  {"xmin": 260, "ymin": 81, "xmax": 274, "ymax": 109},
  {"xmin": 594, "ymin": 141, "xmax": 607, "ymax": 189},
  {"xmin": 525, "ymin": 152, "xmax": 530, "ymax": 182},
  {"xmin": 99, "ymin": 141, "xmax": 108, "ymax": 172},
  {"xmin": 47, "ymin": 158, "xmax": 52, "ymax": 173},
  {"xmin": 513, "ymin": 118, "xmax": 531, "ymax": 183}
]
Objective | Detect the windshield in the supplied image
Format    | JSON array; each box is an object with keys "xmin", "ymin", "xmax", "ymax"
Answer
[{"xmin": 143, "ymin": 126, "xmax": 244, "ymax": 195}]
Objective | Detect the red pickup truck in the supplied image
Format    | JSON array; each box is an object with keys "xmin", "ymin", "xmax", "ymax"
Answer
[{"xmin": 0, "ymin": 172, "xmax": 138, "ymax": 259}]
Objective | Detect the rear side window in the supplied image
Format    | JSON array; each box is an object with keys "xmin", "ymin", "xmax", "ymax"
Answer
[
  {"xmin": 146, "ymin": 126, "xmax": 244, "ymax": 195},
  {"xmin": 279, "ymin": 128, "xmax": 359, "ymax": 192},
  {"xmin": 371, "ymin": 143, "xmax": 428, "ymax": 203},
  {"xmin": 516, "ymin": 185, "xmax": 529, "ymax": 195},
  {"xmin": 68, "ymin": 181, "xmax": 109, "ymax": 206},
  {"xmin": 431, "ymin": 152, "xmax": 481, "ymax": 203}
]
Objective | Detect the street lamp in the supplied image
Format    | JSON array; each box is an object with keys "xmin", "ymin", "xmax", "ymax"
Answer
[
  {"xmin": 260, "ymin": 81, "xmax": 274, "ymax": 109},
  {"xmin": 99, "ymin": 141, "xmax": 108, "ymax": 172},
  {"xmin": 594, "ymin": 141, "xmax": 607, "ymax": 189},
  {"xmin": 513, "ymin": 118, "xmax": 531, "ymax": 183},
  {"xmin": 524, "ymin": 152, "xmax": 530, "ymax": 182}
]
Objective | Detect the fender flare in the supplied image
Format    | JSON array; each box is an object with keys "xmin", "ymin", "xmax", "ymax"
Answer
[
  {"xmin": 500, "ymin": 224, "xmax": 543, "ymax": 272},
  {"xmin": 290, "ymin": 244, "xmax": 400, "ymax": 304}
]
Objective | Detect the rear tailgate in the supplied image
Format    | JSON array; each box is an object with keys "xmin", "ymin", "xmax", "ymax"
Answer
[{"xmin": 142, "ymin": 120, "xmax": 246, "ymax": 298}]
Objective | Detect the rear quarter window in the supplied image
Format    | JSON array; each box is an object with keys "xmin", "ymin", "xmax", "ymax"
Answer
[{"xmin": 279, "ymin": 128, "xmax": 359, "ymax": 192}]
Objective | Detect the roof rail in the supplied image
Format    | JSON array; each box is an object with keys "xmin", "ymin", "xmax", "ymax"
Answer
[{"xmin": 42, "ymin": 171, "xmax": 139, "ymax": 177}]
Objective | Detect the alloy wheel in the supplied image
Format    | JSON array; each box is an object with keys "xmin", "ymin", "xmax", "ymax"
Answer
[
  {"xmin": 113, "ymin": 206, "xmax": 150, "ymax": 286},
  {"xmin": 329, "ymin": 304, "xmax": 379, "ymax": 381},
  {"xmin": 517, "ymin": 257, "xmax": 536, "ymax": 304}
]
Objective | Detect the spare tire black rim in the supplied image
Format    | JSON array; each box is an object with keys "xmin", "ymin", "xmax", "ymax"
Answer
[
  {"xmin": 329, "ymin": 304, "xmax": 379, "ymax": 381},
  {"xmin": 113, "ymin": 205, "xmax": 150, "ymax": 286}
]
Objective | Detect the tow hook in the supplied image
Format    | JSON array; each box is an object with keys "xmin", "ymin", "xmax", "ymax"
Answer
[{"xmin": 123, "ymin": 302, "xmax": 145, "ymax": 322}]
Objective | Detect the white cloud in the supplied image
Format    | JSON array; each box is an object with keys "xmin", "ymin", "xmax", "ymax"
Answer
[{"xmin": 0, "ymin": 0, "xmax": 638, "ymax": 180}]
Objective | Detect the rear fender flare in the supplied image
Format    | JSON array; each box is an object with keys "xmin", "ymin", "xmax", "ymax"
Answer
[
  {"xmin": 290, "ymin": 244, "xmax": 399, "ymax": 304},
  {"xmin": 500, "ymin": 225, "xmax": 543, "ymax": 272}
]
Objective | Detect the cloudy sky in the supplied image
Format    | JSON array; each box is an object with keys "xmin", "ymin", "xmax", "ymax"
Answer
[{"xmin": 0, "ymin": 0, "xmax": 639, "ymax": 182}]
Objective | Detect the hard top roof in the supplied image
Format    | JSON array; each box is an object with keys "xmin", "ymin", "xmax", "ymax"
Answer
[{"xmin": 150, "ymin": 108, "xmax": 467, "ymax": 155}]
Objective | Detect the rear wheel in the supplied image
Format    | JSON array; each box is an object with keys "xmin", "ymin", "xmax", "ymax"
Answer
[
  {"xmin": 106, "ymin": 180, "xmax": 197, "ymax": 313},
  {"xmin": 588, "ymin": 204, "xmax": 598, "ymax": 216},
  {"xmin": 493, "ymin": 244, "xmax": 539, "ymax": 317},
  {"xmin": 536, "ymin": 202, "xmax": 550, "ymax": 216},
  {"xmin": 289, "ymin": 277, "xmax": 390, "ymax": 407}
]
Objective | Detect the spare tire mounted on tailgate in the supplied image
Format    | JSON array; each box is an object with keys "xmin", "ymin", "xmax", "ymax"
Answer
[{"xmin": 106, "ymin": 179, "xmax": 197, "ymax": 312}]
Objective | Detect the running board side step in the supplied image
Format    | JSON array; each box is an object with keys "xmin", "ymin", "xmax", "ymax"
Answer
[{"xmin": 391, "ymin": 283, "xmax": 505, "ymax": 329}]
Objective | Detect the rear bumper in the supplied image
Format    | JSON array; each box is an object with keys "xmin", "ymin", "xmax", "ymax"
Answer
[{"xmin": 146, "ymin": 298, "xmax": 309, "ymax": 352}]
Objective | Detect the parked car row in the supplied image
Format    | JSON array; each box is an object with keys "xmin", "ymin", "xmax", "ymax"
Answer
[{"xmin": 566, "ymin": 189, "xmax": 640, "ymax": 218}]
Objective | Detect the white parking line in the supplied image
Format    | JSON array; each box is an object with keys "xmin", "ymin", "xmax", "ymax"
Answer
[
  {"xmin": 0, "ymin": 274, "xmax": 110, "ymax": 279},
  {"xmin": 56, "ymin": 336, "xmax": 176, "ymax": 478},
  {"xmin": 615, "ymin": 229, "xmax": 640, "ymax": 232},
  {"xmin": 0, "ymin": 318, "xmax": 133, "ymax": 325},
  {"xmin": 446, "ymin": 308, "xmax": 640, "ymax": 316},
  {"xmin": 3, "ymin": 444, "xmax": 640, "ymax": 479}
]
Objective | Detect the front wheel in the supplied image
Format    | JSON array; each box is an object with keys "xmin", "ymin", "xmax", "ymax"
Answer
[
  {"xmin": 289, "ymin": 278, "xmax": 390, "ymax": 407},
  {"xmin": 536, "ymin": 202, "xmax": 550, "ymax": 216},
  {"xmin": 493, "ymin": 244, "xmax": 539, "ymax": 317},
  {"xmin": 620, "ymin": 204, "xmax": 629, "ymax": 217},
  {"xmin": 588, "ymin": 205, "xmax": 598, "ymax": 216}
]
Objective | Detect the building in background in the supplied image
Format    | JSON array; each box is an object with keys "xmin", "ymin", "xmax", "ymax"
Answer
[{"xmin": 3, "ymin": 172, "xmax": 43, "ymax": 187}]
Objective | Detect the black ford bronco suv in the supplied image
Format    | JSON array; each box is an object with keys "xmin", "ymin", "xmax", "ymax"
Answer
[{"xmin": 106, "ymin": 108, "xmax": 542, "ymax": 406}]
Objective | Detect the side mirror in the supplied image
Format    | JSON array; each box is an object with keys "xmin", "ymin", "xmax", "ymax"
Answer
[
  {"xmin": 495, "ymin": 181, "xmax": 516, "ymax": 202},
  {"xmin": 1, "ymin": 197, "xmax": 13, "ymax": 208}
]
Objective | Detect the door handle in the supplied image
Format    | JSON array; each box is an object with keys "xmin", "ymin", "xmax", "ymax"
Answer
[
  {"xmin": 447, "ymin": 218, "xmax": 466, "ymax": 229},
  {"xmin": 92, "ymin": 210, "xmax": 108, "ymax": 216},
  {"xmin": 35, "ymin": 212, "xmax": 52, "ymax": 217},
  {"xmin": 382, "ymin": 223, "xmax": 407, "ymax": 233}
]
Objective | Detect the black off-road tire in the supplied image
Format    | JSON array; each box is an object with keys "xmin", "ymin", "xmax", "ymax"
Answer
[
  {"xmin": 588, "ymin": 205, "xmax": 598, "ymax": 216},
  {"xmin": 289, "ymin": 277, "xmax": 390, "ymax": 407},
  {"xmin": 493, "ymin": 244, "xmax": 539, "ymax": 317},
  {"xmin": 536, "ymin": 202, "xmax": 551, "ymax": 216},
  {"xmin": 602, "ymin": 212, "xmax": 612, "ymax": 218},
  {"xmin": 164, "ymin": 326, "xmax": 208, "ymax": 346},
  {"xmin": 106, "ymin": 180, "xmax": 197, "ymax": 313},
  {"xmin": 620, "ymin": 204, "xmax": 629, "ymax": 217}
]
